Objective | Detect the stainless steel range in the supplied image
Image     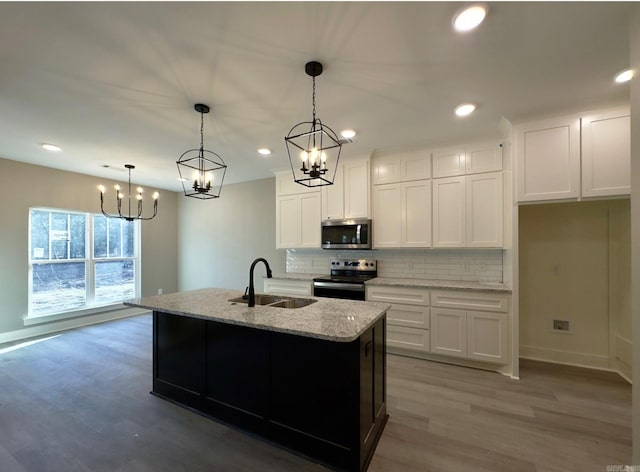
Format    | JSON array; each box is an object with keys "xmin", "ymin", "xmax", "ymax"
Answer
[{"xmin": 312, "ymin": 257, "xmax": 377, "ymax": 300}]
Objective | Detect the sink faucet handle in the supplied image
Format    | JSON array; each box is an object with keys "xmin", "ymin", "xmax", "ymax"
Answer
[{"xmin": 242, "ymin": 286, "xmax": 249, "ymax": 299}]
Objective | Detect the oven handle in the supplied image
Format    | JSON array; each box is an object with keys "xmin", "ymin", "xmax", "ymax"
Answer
[{"xmin": 313, "ymin": 282, "xmax": 364, "ymax": 291}]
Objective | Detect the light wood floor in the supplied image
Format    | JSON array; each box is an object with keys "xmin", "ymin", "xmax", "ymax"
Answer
[{"xmin": 0, "ymin": 314, "xmax": 631, "ymax": 471}]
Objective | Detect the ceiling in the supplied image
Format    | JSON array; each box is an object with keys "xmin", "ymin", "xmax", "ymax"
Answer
[{"xmin": 0, "ymin": 2, "xmax": 633, "ymax": 192}]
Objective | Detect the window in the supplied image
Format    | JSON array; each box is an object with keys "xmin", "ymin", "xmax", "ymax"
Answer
[{"xmin": 29, "ymin": 208, "xmax": 140, "ymax": 316}]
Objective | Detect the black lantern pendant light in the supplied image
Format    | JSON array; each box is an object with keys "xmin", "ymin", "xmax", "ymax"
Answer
[
  {"xmin": 98, "ymin": 164, "xmax": 159, "ymax": 221},
  {"xmin": 285, "ymin": 61, "xmax": 342, "ymax": 187},
  {"xmin": 176, "ymin": 103, "xmax": 227, "ymax": 199}
]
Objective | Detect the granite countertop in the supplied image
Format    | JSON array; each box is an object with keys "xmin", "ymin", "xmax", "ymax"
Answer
[
  {"xmin": 365, "ymin": 277, "xmax": 512, "ymax": 293},
  {"xmin": 125, "ymin": 288, "xmax": 389, "ymax": 343}
]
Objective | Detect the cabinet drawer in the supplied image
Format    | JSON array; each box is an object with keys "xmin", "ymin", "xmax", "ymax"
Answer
[
  {"xmin": 431, "ymin": 290, "xmax": 509, "ymax": 312},
  {"xmin": 264, "ymin": 279, "xmax": 312, "ymax": 296},
  {"xmin": 366, "ymin": 286, "xmax": 429, "ymax": 306},
  {"xmin": 387, "ymin": 305, "xmax": 429, "ymax": 329},
  {"xmin": 387, "ymin": 325, "xmax": 430, "ymax": 352}
]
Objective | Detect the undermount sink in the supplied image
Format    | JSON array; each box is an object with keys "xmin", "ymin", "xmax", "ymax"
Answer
[{"xmin": 228, "ymin": 294, "xmax": 318, "ymax": 309}]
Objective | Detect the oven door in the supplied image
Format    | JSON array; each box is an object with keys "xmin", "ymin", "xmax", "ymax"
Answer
[{"xmin": 313, "ymin": 281, "xmax": 366, "ymax": 301}]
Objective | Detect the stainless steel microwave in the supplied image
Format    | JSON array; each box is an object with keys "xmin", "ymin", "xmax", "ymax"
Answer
[{"xmin": 321, "ymin": 218, "xmax": 371, "ymax": 249}]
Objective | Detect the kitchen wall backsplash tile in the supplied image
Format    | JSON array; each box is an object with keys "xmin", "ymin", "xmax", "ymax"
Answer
[{"xmin": 286, "ymin": 248, "xmax": 504, "ymax": 283}]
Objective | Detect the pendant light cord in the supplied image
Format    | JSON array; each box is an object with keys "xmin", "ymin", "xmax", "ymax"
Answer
[{"xmin": 312, "ymin": 75, "xmax": 317, "ymax": 123}]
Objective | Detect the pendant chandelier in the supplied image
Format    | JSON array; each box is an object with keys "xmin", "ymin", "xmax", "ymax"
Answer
[
  {"xmin": 176, "ymin": 103, "xmax": 227, "ymax": 199},
  {"xmin": 98, "ymin": 164, "xmax": 159, "ymax": 222},
  {"xmin": 285, "ymin": 61, "xmax": 342, "ymax": 187}
]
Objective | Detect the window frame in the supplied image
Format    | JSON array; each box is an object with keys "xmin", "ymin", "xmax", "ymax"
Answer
[{"xmin": 28, "ymin": 207, "xmax": 141, "ymax": 319}]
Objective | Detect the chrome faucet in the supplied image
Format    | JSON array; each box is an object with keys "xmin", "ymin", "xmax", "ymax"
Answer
[{"xmin": 248, "ymin": 258, "xmax": 273, "ymax": 307}]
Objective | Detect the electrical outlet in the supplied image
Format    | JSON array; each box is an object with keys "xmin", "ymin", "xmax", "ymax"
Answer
[
  {"xmin": 157, "ymin": 288, "xmax": 163, "ymax": 295},
  {"xmin": 552, "ymin": 319, "xmax": 570, "ymax": 332}
]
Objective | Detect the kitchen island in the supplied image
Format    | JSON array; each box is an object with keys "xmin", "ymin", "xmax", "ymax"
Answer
[{"xmin": 125, "ymin": 288, "xmax": 389, "ymax": 472}]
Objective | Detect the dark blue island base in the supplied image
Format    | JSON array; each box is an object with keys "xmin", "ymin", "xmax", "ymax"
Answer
[{"xmin": 152, "ymin": 311, "xmax": 388, "ymax": 472}]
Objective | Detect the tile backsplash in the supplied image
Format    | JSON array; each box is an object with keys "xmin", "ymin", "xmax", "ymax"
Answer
[{"xmin": 286, "ymin": 248, "xmax": 503, "ymax": 283}]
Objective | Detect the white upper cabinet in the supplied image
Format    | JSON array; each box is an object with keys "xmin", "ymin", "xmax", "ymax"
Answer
[
  {"xmin": 433, "ymin": 173, "xmax": 503, "ymax": 248},
  {"xmin": 372, "ymin": 149, "xmax": 430, "ymax": 185},
  {"xmin": 515, "ymin": 114, "xmax": 581, "ymax": 202},
  {"xmin": 275, "ymin": 171, "xmax": 322, "ymax": 249},
  {"xmin": 321, "ymin": 165, "xmax": 344, "ymax": 220},
  {"xmin": 343, "ymin": 158, "xmax": 370, "ymax": 218},
  {"xmin": 581, "ymin": 106, "xmax": 631, "ymax": 198},
  {"xmin": 372, "ymin": 183, "xmax": 402, "ymax": 247},
  {"xmin": 433, "ymin": 142, "xmax": 502, "ymax": 178},
  {"xmin": 322, "ymin": 158, "xmax": 370, "ymax": 220},
  {"xmin": 276, "ymin": 171, "xmax": 318, "ymax": 195},
  {"xmin": 403, "ymin": 180, "xmax": 432, "ymax": 247},
  {"xmin": 432, "ymin": 176, "xmax": 465, "ymax": 247},
  {"xmin": 276, "ymin": 192, "xmax": 321, "ymax": 249},
  {"xmin": 372, "ymin": 180, "xmax": 431, "ymax": 248},
  {"xmin": 432, "ymin": 147, "xmax": 465, "ymax": 178},
  {"xmin": 465, "ymin": 142, "xmax": 503, "ymax": 175},
  {"xmin": 515, "ymin": 107, "xmax": 631, "ymax": 203},
  {"xmin": 466, "ymin": 172, "xmax": 503, "ymax": 248}
]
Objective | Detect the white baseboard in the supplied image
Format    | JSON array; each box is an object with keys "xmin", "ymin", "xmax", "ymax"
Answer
[
  {"xmin": 0, "ymin": 308, "xmax": 149, "ymax": 345},
  {"xmin": 519, "ymin": 344, "xmax": 610, "ymax": 370}
]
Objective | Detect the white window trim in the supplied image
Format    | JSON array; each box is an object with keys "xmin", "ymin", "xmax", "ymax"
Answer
[{"xmin": 27, "ymin": 207, "xmax": 141, "ymax": 322}]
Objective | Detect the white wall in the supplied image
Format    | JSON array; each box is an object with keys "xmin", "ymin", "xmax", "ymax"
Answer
[
  {"xmin": 630, "ymin": 5, "xmax": 640, "ymax": 464},
  {"xmin": 519, "ymin": 200, "xmax": 630, "ymax": 370},
  {"xmin": 177, "ymin": 177, "xmax": 285, "ymax": 293},
  {"xmin": 0, "ymin": 157, "xmax": 178, "ymax": 336}
]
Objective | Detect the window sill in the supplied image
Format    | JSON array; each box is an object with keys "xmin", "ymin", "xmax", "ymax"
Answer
[{"xmin": 24, "ymin": 303, "xmax": 131, "ymax": 326}]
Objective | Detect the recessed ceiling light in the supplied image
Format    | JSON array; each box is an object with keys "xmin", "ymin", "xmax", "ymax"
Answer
[
  {"xmin": 615, "ymin": 69, "xmax": 634, "ymax": 83},
  {"xmin": 453, "ymin": 4, "xmax": 488, "ymax": 33},
  {"xmin": 455, "ymin": 103, "xmax": 476, "ymax": 117},
  {"xmin": 257, "ymin": 148, "xmax": 272, "ymax": 156},
  {"xmin": 41, "ymin": 143, "xmax": 61, "ymax": 152},
  {"xmin": 340, "ymin": 129, "xmax": 356, "ymax": 139}
]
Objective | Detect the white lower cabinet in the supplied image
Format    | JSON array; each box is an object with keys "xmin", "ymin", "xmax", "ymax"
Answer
[
  {"xmin": 366, "ymin": 285, "xmax": 430, "ymax": 354},
  {"xmin": 367, "ymin": 285, "xmax": 510, "ymax": 365},
  {"xmin": 467, "ymin": 311, "xmax": 509, "ymax": 363},
  {"xmin": 430, "ymin": 308, "xmax": 467, "ymax": 358},
  {"xmin": 263, "ymin": 278, "xmax": 312, "ymax": 296},
  {"xmin": 430, "ymin": 290, "xmax": 509, "ymax": 365}
]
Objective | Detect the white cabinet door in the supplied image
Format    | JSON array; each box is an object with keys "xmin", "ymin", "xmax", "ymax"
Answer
[
  {"xmin": 276, "ymin": 171, "xmax": 317, "ymax": 195},
  {"xmin": 432, "ymin": 177, "xmax": 465, "ymax": 247},
  {"xmin": 465, "ymin": 142, "xmax": 503, "ymax": 174},
  {"xmin": 467, "ymin": 311, "xmax": 508, "ymax": 364},
  {"xmin": 277, "ymin": 192, "xmax": 321, "ymax": 248},
  {"xmin": 466, "ymin": 172, "xmax": 503, "ymax": 248},
  {"xmin": 372, "ymin": 155, "xmax": 401, "ymax": 185},
  {"xmin": 581, "ymin": 106, "xmax": 631, "ymax": 198},
  {"xmin": 321, "ymin": 166, "xmax": 344, "ymax": 221},
  {"xmin": 430, "ymin": 308, "xmax": 467, "ymax": 358},
  {"xmin": 276, "ymin": 195, "xmax": 299, "ymax": 249},
  {"xmin": 516, "ymin": 115, "xmax": 581, "ymax": 202},
  {"xmin": 433, "ymin": 147, "xmax": 465, "ymax": 178},
  {"xmin": 372, "ymin": 150, "xmax": 430, "ymax": 184},
  {"xmin": 299, "ymin": 192, "xmax": 321, "ymax": 247},
  {"xmin": 400, "ymin": 150, "xmax": 431, "ymax": 181},
  {"xmin": 344, "ymin": 159, "xmax": 370, "ymax": 218},
  {"xmin": 372, "ymin": 183, "xmax": 402, "ymax": 247},
  {"xmin": 402, "ymin": 180, "xmax": 431, "ymax": 247}
]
